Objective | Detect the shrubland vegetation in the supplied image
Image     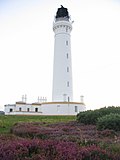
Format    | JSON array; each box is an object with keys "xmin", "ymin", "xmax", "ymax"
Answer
[
  {"xmin": 97, "ymin": 113, "xmax": 120, "ymax": 131},
  {"xmin": 0, "ymin": 106, "xmax": 120, "ymax": 159},
  {"xmin": 77, "ymin": 106, "xmax": 120, "ymax": 128},
  {"xmin": 0, "ymin": 135, "xmax": 118, "ymax": 160}
]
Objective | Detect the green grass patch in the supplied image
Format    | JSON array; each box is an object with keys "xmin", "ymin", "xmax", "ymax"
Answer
[{"xmin": 0, "ymin": 115, "xmax": 76, "ymax": 134}]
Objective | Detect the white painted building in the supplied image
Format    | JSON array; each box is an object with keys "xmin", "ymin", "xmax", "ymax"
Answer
[
  {"xmin": 4, "ymin": 6, "xmax": 86, "ymax": 115},
  {"xmin": 4, "ymin": 101, "xmax": 85, "ymax": 115}
]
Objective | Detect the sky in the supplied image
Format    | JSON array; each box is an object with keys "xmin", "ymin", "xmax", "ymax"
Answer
[{"xmin": 0, "ymin": 0, "xmax": 120, "ymax": 111}]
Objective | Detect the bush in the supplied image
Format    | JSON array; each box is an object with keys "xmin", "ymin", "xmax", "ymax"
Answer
[
  {"xmin": 77, "ymin": 110, "xmax": 99, "ymax": 125},
  {"xmin": 78, "ymin": 145, "xmax": 118, "ymax": 160},
  {"xmin": 10, "ymin": 122, "xmax": 97, "ymax": 142},
  {"xmin": 0, "ymin": 136, "xmax": 118, "ymax": 160},
  {"xmin": 97, "ymin": 113, "xmax": 120, "ymax": 131},
  {"xmin": 77, "ymin": 106, "xmax": 120, "ymax": 125},
  {"xmin": 97, "ymin": 129, "xmax": 116, "ymax": 138},
  {"xmin": 99, "ymin": 142, "xmax": 120, "ymax": 155}
]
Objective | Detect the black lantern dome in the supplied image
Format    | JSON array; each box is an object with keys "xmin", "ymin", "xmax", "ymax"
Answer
[{"xmin": 56, "ymin": 5, "xmax": 69, "ymax": 19}]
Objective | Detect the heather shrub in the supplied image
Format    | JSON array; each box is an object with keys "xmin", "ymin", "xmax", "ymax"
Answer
[
  {"xmin": 9, "ymin": 121, "xmax": 120, "ymax": 157},
  {"xmin": 0, "ymin": 137, "xmax": 118, "ymax": 160},
  {"xmin": 79, "ymin": 139, "xmax": 98, "ymax": 146},
  {"xmin": 10, "ymin": 122, "xmax": 48, "ymax": 139},
  {"xmin": 77, "ymin": 106, "xmax": 120, "ymax": 125},
  {"xmin": 108, "ymin": 143, "xmax": 120, "ymax": 154},
  {"xmin": 0, "ymin": 138, "xmax": 82, "ymax": 160},
  {"xmin": 98, "ymin": 129, "xmax": 116, "ymax": 138},
  {"xmin": 10, "ymin": 122, "xmax": 98, "ymax": 143},
  {"xmin": 99, "ymin": 142, "xmax": 120, "ymax": 156},
  {"xmin": 78, "ymin": 145, "xmax": 118, "ymax": 160},
  {"xmin": 97, "ymin": 113, "xmax": 120, "ymax": 131}
]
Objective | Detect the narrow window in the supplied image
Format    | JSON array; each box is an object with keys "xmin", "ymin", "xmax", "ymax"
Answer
[
  {"xmin": 75, "ymin": 106, "xmax": 78, "ymax": 112},
  {"xmin": 66, "ymin": 41, "xmax": 68, "ymax": 45},
  {"xmin": 10, "ymin": 108, "xmax": 13, "ymax": 112},
  {"xmin": 35, "ymin": 108, "xmax": 38, "ymax": 112},
  {"xmin": 68, "ymin": 96, "xmax": 70, "ymax": 102},
  {"xmin": 19, "ymin": 107, "xmax": 22, "ymax": 111},
  {"xmin": 67, "ymin": 67, "xmax": 69, "ymax": 72},
  {"xmin": 66, "ymin": 53, "xmax": 69, "ymax": 59},
  {"xmin": 67, "ymin": 81, "xmax": 69, "ymax": 87},
  {"xmin": 27, "ymin": 108, "xmax": 30, "ymax": 112},
  {"xmin": 66, "ymin": 27, "xmax": 68, "ymax": 32}
]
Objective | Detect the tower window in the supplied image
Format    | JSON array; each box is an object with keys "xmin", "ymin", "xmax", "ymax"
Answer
[
  {"xmin": 67, "ymin": 81, "xmax": 69, "ymax": 87},
  {"xmin": 27, "ymin": 108, "xmax": 30, "ymax": 112},
  {"xmin": 66, "ymin": 53, "xmax": 69, "ymax": 59},
  {"xmin": 67, "ymin": 67, "xmax": 69, "ymax": 72},
  {"xmin": 66, "ymin": 27, "xmax": 68, "ymax": 32},
  {"xmin": 19, "ymin": 107, "xmax": 22, "ymax": 112},
  {"xmin": 66, "ymin": 41, "xmax": 68, "ymax": 45}
]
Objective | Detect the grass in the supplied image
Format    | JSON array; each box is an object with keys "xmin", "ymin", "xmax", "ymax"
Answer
[{"xmin": 0, "ymin": 115, "xmax": 76, "ymax": 134}]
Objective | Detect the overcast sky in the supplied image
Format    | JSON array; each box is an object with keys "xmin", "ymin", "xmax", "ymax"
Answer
[{"xmin": 0, "ymin": 0, "xmax": 120, "ymax": 111}]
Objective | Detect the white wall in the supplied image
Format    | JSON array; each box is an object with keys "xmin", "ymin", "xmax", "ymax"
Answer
[
  {"xmin": 41, "ymin": 102, "xmax": 85, "ymax": 115},
  {"xmin": 4, "ymin": 102, "xmax": 86, "ymax": 115},
  {"xmin": 52, "ymin": 20, "xmax": 73, "ymax": 102}
]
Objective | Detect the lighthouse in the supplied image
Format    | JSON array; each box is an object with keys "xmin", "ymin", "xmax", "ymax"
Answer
[
  {"xmin": 4, "ymin": 6, "xmax": 86, "ymax": 116},
  {"xmin": 52, "ymin": 5, "xmax": 73, "ymax": 102}
]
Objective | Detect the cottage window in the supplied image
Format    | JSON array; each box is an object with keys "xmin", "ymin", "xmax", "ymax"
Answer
[
  {"xmin": 35, "ymin": 108, "xmax": 38, "ymax": 112},
  {"xmin": 10, "ymin": 108, "xmax": 13, "ymax": 112},
  {"xmin": 75, "ymin": 106, "xmax": 78, "ymax": 112}
]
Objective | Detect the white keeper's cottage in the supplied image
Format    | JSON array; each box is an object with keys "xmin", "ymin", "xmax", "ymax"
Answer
[{"xmin": 4, "ymin": 6, "xmax": 86, "ymax": 115}]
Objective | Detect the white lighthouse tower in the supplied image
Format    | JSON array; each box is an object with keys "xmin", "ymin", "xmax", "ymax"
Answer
[
  {"xmin": 52, "ymin": 5, "xmax": 73, "ymax": 102},
  {"xmin": 4, "ymin": 5, "xmax": 86, "ymax": 116}
]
